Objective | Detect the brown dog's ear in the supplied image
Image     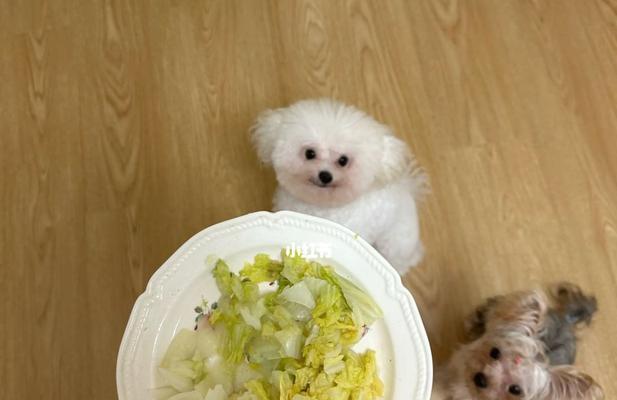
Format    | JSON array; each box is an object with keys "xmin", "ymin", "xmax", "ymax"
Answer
[
  {"xmin": 464, "ymin": 295, "xmax": 502, "ymax": 339},
  {"xmin": 481, "ymin": 290, "xmax": 548, "ymax": 336},
  {"xmin": 548, "ymin": 281, "xmax": 598, "ymax": 325},
  {"xmin": 544, "ymin": 366, "xmax": 604, "ymax": 400}
]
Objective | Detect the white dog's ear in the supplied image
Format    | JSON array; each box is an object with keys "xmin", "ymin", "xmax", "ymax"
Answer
[
  {"xmin": 544, "ymin": 366, "xmax": 604, "ymax": 400},
  {"xmin": 251, "ymin": 108, "xmax": 284, "ymax": 164},
  {"xmin": 378, "ymin": 135, "xmax": 411, "ymax": 183}
]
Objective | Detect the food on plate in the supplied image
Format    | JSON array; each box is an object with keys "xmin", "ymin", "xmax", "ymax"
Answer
[{"xmin": 154, "ymin": 250, "xmax": 384, "ymax": 399}]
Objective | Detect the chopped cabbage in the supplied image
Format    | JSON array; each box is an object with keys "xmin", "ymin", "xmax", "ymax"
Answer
[
  {"xmin": 156, "ymin": 251, "xmax": 384, "ymax": 399},
  {"xmin": 280, "ymin": 280, "xmax": 316, "ymax": 309},
  {"xmin": 203, "ymin": 385, "xmax": 227, "ymax": 400},
  {"xmin": 169, "ymin": 391, "xmax": 205, "ymax": 400}
]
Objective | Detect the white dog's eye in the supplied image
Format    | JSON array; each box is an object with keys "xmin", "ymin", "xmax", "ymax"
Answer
[
  {"xmin": 305, "ymin": 149, "xmax": 316, "ymax": 160},
  {"xmin": 338, "ymin": 155, "xmax": 349, "ymax": 167}
]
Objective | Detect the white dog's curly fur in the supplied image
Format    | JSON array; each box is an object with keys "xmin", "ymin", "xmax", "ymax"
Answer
[{"xmin": 252, "ymin": 98, "xmax": 427, "ymax": 274}]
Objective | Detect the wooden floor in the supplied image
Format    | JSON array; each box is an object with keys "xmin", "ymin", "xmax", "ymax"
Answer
[{"xmin": 1, "ymin": 1, "xmax": 616, "ymax": 399}]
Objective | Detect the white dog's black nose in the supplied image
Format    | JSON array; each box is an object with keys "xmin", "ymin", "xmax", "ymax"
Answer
[{"xmin": 318, "ymin": 170, "xmax": 333, "ymax": 185}]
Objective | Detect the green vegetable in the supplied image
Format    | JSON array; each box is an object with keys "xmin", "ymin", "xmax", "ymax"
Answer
[
  {"xmin": 169, "ymin": 391, "xmax": 206, "ymax": 400},
  {"xmin": 240, "ymin": 254, "xmax": 283, "ymax": 283},
  {"xmin": 152, "ymin": 386, "xmax": 179, "ymax": 400},
  {"xmin": 160, "ymin": 330, "xmax": 198, "ymax": 369},
  {"xmin": 336, "ymin": 275, "xmax": 384, "ymax": 327},
  {"xmin": 157, "ymin": 251, "xmax": 384, "ymax": 399},
  {"xmin": 280, "ymin": 280, "xmax": 316, "ymax": 309}
]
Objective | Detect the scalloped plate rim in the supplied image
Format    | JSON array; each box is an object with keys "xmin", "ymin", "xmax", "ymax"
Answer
[{"xmin": 116, "ymin": 210, "xmax": 433, "ymax": 400}]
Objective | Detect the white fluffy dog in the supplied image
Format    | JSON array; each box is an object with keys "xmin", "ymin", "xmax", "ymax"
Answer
[{"xmin": 251, "ymin": 98, "xmax": 427, "ymax": 274}]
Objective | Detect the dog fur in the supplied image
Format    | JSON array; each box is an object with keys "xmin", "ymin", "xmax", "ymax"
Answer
[
  {"xmin": 433, "ymin": 286, "xmax": 603, "ymax": 400},
  {"xmin": 251, "ymin": 98, "xmax": 427, "ymax": 274}
]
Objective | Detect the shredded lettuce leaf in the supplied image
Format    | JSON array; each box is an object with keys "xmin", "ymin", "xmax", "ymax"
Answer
[
  {"xmin": 280, "ymin": 280, "xmax": 316, "ymax": 309},
  {"xmin": 157, "ymin": 251, "xmax": 384, "ymax": 399},
  {"xmin": 240, "ymin": 254, "xmax": 283, "ymax": 283}
]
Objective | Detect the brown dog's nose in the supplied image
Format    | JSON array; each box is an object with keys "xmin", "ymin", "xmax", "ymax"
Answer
[{"xmin": 473, "ymin": 372, "xmax": 488, "ymax": 388}]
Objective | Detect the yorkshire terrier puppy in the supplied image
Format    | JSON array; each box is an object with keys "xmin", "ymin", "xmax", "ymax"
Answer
[
  {"xmin": 466, "ymin": 282, "xmax": 598, "ymax": 366},
  {"xmin": 433, "ymin": 284, "xmax": 603, "ymax": 400}
]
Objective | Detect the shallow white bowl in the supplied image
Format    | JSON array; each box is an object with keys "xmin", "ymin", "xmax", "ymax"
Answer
[{"xmin": 116, "ymin": 211, "xmax": 432, "ymax": 400}]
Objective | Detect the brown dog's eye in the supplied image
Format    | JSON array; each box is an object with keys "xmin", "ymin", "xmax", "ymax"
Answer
[
  {"xmin": 489, "ymin": 347, "xmax": 501, "ymax": 360},
  {"xmin": 338, "ymin": 155, "xmax": 348, "ymax": 167},
  {"xmin": 305, "ymin": 149, "xmax": 316, "ymax": 160},
  {"xmin": 508, "ymin": 384, "xmax": 523, "ymax": 396}
]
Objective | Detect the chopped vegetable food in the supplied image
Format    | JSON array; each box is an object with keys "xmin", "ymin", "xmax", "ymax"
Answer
[{"xmin": 155, "ymin": 250, "xmax": 384, "ymax": 399}]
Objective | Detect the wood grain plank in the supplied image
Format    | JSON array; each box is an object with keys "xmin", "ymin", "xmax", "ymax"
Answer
[
  {"xmin": 1, "ymin": 1, "xmax": 616, "ymax": 399},
  {"xmin": 0, "ymin": 30, "xmax": 16, "ymax": 400},
  {"xmin": 19, "ymin": 21, "xmax": 57, "ymax": 399},
  {"xmin": 75, "ymin": 2, "xmax": 148, "ymax": 395}
]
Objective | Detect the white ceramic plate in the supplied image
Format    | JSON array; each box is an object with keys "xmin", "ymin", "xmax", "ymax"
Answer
[{"xmin": 117, "ymin": 211, "xmax": 432, "ymax": 400}]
